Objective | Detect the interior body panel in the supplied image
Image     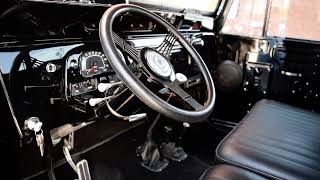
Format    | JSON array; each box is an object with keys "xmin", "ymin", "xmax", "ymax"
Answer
[{"xmin": 0, "ymin": 0, "xmax": 319, "ymax": 179}]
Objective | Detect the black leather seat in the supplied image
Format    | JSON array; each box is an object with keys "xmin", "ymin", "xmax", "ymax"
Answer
[
  {"xmin": 200, "ymin": 165, "xmax": 268, "ymax": 180},
  {"xmin": 215, "ymin": 99, "xmax": 320, "ymax": 180}
]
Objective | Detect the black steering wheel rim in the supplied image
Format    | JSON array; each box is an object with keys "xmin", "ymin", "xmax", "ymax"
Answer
[{"xmin": 99, "ymin": 4, "xmax": 215, "ymax": 123}]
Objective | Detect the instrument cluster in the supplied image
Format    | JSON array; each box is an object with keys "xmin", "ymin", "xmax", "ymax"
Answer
[
  {"xmin": 80, "ymin": 51, "xmax": 112, "ymax": 78},
  {"xmin": 70, "ymin": 78, "xmax": 98, "ymax": 96},
  {"xmin": 66, "ymin": 49, "xmax": 119, "ymax": 97}
]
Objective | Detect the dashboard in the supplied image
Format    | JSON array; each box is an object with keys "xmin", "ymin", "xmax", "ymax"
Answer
[{"xmin": 2, "ymin": 31, "xmax": 209, "ymax": 119}]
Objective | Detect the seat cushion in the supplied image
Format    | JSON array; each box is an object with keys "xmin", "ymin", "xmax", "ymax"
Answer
[
  {"xmin": 216, "ymin": 99, "xmax": 320, "ymax": 180},
  {"xmin": 200, "ymin": 165, "xmax": 268, "ymax": 180}
]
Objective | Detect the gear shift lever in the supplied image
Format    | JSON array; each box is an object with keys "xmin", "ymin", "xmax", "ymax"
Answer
[
  {"xmin": 137, "ymin": 114, "xmax": 169, "ymax": 172},
  {"xmin": 177, "ymin": 122, "xmax": 190, "ymax": 146},
  {"xmin": 163, "ymin": 126, "xmax": 172, "ymax": 143},
  {"xmin": 160, "ymin": 123, "xmax": 189, "ymax": 162},
  {"xmin": 137, "ymin": 93, "xmax": 175, "ymax": 172}
]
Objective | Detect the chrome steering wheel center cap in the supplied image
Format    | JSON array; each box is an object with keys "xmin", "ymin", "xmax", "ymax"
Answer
[{"xmin": 145, "ymin": 50, "xmax": 172, "ymax": 77}]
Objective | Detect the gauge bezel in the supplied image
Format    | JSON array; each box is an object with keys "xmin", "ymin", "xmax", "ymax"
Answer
[{"xmin": 80, "ymin": 51, "xmax": 109, "ymax": 78}]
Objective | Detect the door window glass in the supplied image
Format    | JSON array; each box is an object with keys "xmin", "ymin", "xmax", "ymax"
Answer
[{"xmin": 267, "ymin": 0, "xmax": 320, "ymax": 41}]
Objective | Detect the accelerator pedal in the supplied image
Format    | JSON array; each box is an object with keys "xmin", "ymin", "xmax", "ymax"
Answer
[
  {"xmin": 63, "ymin": 138, "xmax": 91, "ymax": 180},
  {"xmin": 76, "ymin": 160, "xmax": 91, "ymax": 180}
]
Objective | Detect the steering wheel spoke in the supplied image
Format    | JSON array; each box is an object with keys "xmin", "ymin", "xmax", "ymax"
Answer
[
  {"xmin": 156, "ymin": 32, "xmax": 177, "ymax": 58},
  {"xmin": 166, "ymin": 82, "xmax": 204, "ymax": 111},
  {"xmin": 112, "ymin": 31, "xmax": 141, "ymax": 63}
]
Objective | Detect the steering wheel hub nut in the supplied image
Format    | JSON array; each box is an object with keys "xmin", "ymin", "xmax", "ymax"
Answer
[
  {"xmin": 142, "ymin": 49, "xmax": 176, "ymax": 82},
  {"xmin": 145, "ymin": 50, "xmax": 172, "ymax": 77}
]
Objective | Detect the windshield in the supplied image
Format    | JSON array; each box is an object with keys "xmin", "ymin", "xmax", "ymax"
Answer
[
  {"xmin": 26, "ymin": 0, "xmax": 220, "ymax": 15},
  {"xmin": 221, "ymin": 0, "xmax": 320, "ymax": 42},
  {"xmin": 131, "ymin": 0, "xmax": 220, "ymax": 14}
]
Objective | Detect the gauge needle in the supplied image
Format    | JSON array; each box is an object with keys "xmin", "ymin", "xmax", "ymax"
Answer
[{"xmin": 88, "ymin": 65, "xmax": 97, "ymax": 73}]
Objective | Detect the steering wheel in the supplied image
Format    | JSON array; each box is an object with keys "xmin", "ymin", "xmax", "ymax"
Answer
[{"xmin": 99, "ymin": 4, "xmax": 216, "ymax": 123}]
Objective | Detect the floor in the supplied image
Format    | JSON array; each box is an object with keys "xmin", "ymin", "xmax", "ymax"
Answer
[
  {"xmin": 20, "ymin": 118, "xmax": 142, "ymax": 180},
  {"xmin": 28, "ymin": 120, "xmax": 227, "ymax": 180}
]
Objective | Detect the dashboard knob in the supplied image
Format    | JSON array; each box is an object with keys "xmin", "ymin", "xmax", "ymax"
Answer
[
  {"xmin": 98, "ymin": 82, "xmax": 123, "ymax": 92},
  {"xmin": 89, "ymin": 98, "xmax": 104, "ymax": 106},
  {"xmin": 98, "ymin": 83, "xmax": 114, "ymax": 92},
  {"xmin": 89, "ymin": 97, "xmax": 112, "ymax": 106},
  {"xmin": 176, "ymin": 73, "xmax": 187, "ymax": 83}
]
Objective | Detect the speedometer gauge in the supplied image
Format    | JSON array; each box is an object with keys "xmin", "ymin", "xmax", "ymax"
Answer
[{"xmin": 80, "ymin": 51, "xmax": 110, "ymax": 77}]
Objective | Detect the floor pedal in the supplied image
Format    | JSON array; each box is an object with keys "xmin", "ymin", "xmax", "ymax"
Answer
[
  {"xmin": 76, "ymin": 160, "xmax": 91, "ymax": 180},
  {"xmin": 63, "ymin": 138, "xmax": 92, "ymax": 180}
]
